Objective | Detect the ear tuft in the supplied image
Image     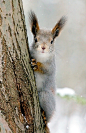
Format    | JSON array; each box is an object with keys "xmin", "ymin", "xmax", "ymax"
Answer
[
  {"xmin": 52, "ymin": 16, "xmax": 67, "ymax": 39},
  {"xmin": 29, "ymin": 11, "xmax": 39, "ymax": 36}
]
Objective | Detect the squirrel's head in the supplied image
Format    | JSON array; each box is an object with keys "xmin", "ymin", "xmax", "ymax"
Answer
[{"xmin": 29, "ymin": 11, "xmax": 66, "ymax": 54}]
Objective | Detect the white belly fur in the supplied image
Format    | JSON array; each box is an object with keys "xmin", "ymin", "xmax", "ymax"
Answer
[{"xmin": 35, "ymin": 72, "xmax": 46, "ymax": 91}]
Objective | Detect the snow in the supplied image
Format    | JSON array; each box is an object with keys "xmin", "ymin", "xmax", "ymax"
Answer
[
  {"xmin": 69, "ymin": 115, "xmax": 81, "ymax": 133},
  {"xmin": 56, "ymin": 87, "xmax": 75, "ymax": 97},
  {"xmin": 26, "ymin": 125, "xmax": 29, "ymax": 129}
]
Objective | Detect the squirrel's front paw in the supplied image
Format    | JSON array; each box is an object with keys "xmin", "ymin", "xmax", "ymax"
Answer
[
  {"xmin": 31, "ymin": 59, "xmax": 37, "ymax": 70},
  {"xmin": 31, "ymin": 59, "xmax": 44, "ymax": 73}
]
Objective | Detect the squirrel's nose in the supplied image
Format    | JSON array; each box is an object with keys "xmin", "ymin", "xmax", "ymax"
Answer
[{"xmin": 42, "ymin": 46, "xmax": 45, "ymax": 50}]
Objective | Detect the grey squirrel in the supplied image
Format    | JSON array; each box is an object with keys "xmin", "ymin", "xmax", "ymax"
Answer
[{"xmin": 29, "ymin": 11, "xmax": 66, "ymax": 129}]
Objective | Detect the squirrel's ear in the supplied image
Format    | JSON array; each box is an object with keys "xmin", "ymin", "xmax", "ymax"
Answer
[
  {"xmin": 51, "ymin": 16, "xmax": 66, "ymax": 40},
  {"xmin": 29, "ymin": 11, "xmax": 39, "ymax": 37}
]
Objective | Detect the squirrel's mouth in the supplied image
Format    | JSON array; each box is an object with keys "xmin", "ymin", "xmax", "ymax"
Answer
[
  {"xmin": 42, "ymin": 50, "xmax": 45, "ymax": 53},
  {"xmin": 37, "ymin": 49, "xmax": 48, "ymax": 54}
]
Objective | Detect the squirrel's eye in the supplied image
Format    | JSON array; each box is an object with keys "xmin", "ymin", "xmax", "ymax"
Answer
[
  {"xmin": 35, "ymin": 38, "xmax": 38, "ymax": 43},
  {"xmin": 51, "ymin": 40, "xmax": 53, "ymax": 44}
]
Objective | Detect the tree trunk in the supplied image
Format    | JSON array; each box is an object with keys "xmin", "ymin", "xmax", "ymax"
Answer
[{"xmin": 0, "ymin": 0, "xmax": 46, "ymax": 132}]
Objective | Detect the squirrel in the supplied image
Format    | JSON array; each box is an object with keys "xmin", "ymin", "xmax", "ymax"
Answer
[{"xmin": 29, "ymin": 11, "xmax": 66, "ymax": 131}]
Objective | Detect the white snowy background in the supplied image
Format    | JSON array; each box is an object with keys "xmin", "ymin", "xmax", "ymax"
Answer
[{"xmin": 22, "ymin": 0, "xmax": 86, "ymax": 132}]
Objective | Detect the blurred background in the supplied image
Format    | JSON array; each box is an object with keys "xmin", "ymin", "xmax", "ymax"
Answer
[{"xmin": 22, "ymin": 0, "xmax": 86, "ymax": 132}]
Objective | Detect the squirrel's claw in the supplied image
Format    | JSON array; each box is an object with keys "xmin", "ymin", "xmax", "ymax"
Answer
[
  {"xmin": 31, "ymin": 59, "xmax": 37, "ymax": 70},
  {"xmin": 31, "ymin": 59, "xmax": 36, "ymax": 62}
]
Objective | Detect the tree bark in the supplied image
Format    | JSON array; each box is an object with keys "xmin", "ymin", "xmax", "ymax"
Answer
[{"xmin": 0, "ymin": 0, "xmax": 45, "ymax": 132}]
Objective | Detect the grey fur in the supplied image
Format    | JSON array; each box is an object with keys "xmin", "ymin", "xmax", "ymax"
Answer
[{"xmin": 29, "ymin": 11, "xmax": 66, "ymax": 122}]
